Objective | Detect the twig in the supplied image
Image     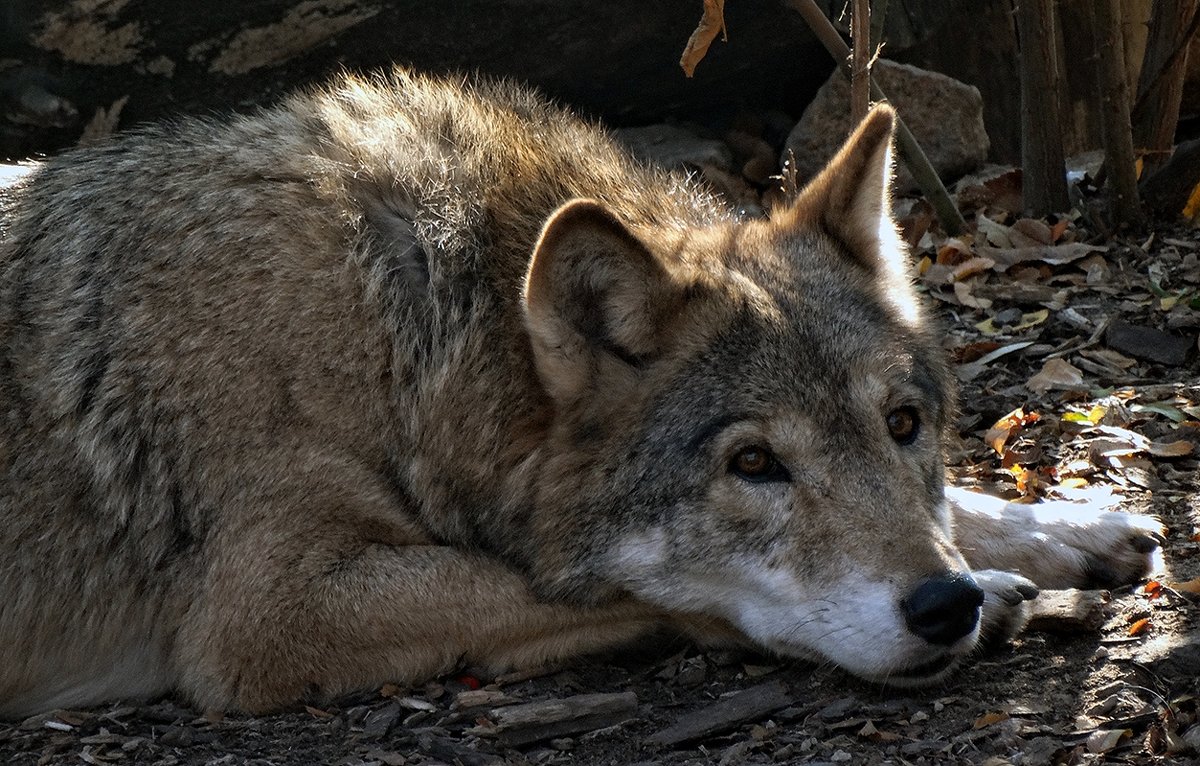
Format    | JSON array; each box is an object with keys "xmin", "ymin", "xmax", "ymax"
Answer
[
  {"xmin": 851, "ymin": 0, "xmax": 871, "ymax": 123},
  {"xmin": 785, "ymin": 0, "xmax": 967, "ymax": 235}
]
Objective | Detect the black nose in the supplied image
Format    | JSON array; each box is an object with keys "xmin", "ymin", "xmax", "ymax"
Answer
[{"xmin": 903, "ymin": 573, "xmax": 985, "ymax": 646}]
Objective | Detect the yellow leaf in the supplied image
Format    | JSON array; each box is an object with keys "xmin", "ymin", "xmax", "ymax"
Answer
[
  {"xmin": 975, "ymin": 317, "xmax": 1000, "ymax": 336},
  {"xmin": 918, "ymin": 255, "xmax": 932, "ymax": 275},
  {"xmin": 1013, "ymin": 309, "xmax": 1050, "ymax": 330},
  {"xmin": 1184, "ymin": 177, "xmax": 1200, "ymax": 220}
]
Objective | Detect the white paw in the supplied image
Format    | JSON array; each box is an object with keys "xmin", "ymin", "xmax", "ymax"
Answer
[
  {"xmin": 949, "ymin": 487, "xmax": 1165, "ymax": 590},
  {"xmin": 973, "ymin": 569, "xmax": 1038, "ymax": 646}
]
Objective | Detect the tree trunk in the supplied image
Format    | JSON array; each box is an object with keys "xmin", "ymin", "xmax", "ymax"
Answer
[
  {"xmin": 1093, "ymin": 0, "xmax": 1143, "ymax": 226},
  {"xmin": 1133, "ymin": 0, "xmax": 1199, "ymax": 175},
  {"xmin": 1016, "ymin": 0, "xmax": 1070, "ymax": 215}
]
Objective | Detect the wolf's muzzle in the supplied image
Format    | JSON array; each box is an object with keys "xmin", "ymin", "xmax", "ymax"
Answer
[{"xmin": 902, "ymin": 573, "xmax": 985, "ymax": 646}]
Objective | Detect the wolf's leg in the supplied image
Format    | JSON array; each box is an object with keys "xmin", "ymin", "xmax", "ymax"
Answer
[
  {"xmin": 948, "ymin": 486, "xmax": 1164, "ymax": 589},
  {"xmin": 174, "ymin": 458, "xmax": 662, "ymax": 713},
  {"xmin": 178, "ymin": 537, "xmax": 661, "ymax": 713}
]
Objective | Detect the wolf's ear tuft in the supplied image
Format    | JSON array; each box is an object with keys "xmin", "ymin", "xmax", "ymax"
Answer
[
  {"xmin": 523, "ymin": 199, "xmax": 679, "ymax": 402},
  {"xmin": 777, "ymin": 103, "xmax": 901, "ymax": 273}
]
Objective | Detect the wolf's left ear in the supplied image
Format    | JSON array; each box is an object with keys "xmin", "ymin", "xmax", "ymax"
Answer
[
  {"xmin": 523, "ymin": 199, "xmax": 681, "ymax": 403},
  {"xmin": 777, "ymin": 104, "xmax": 900, "ymax": 272}
]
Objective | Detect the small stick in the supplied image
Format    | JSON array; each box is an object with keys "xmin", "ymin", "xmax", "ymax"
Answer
[
  {"xmin": 785, "ymin": 0, "xmax": 967, "ymax": 235},
  {"xmin": 851, "ymin": 0, "xmax": 871, "ymax": 124}
]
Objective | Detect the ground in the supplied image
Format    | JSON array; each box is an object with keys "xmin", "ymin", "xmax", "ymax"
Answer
[{"xmin": 2, "ymin": 158, "xmax": 1199, "ymax": 766}]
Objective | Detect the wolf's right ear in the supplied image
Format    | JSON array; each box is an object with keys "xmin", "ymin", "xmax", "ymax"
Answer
[
  {"xmin": 776, "ymin": 104, "xmax": 900, "ymax": 272},
  {"xmin": 523, "ymin": 199, "xmax": 680, "ymax": 403}
]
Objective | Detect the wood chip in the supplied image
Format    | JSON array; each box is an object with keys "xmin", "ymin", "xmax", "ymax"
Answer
[
  {"xmin": 1027, "ymin": 589, "xmax": 1111, "ymax": 633},
  {"xmin": 646, "ymin": 680, "xmax": 791, "ymax": 748},
  {"xmin": 471, "ymin": 691, "xmax": 637, "ymax": 747}
]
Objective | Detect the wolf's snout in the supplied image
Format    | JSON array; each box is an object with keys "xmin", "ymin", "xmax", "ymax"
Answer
[{"xmin": 902, "ymin": 574, "xmax": 985, "ymax": 646}]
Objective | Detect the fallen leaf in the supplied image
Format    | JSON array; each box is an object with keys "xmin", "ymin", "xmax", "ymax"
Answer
[
  {"xmin": 305, "ymin": 705, "xmax": 334, "ymax": 719},
  {"xmin": 1027, "ymin": 358, "xmax": 1084, "ymax": 392},
  {"xmin": 1128, "ymin": 617, "xmax": 1150, "ymax": 636},
  {"xmin": 956, "ymin": 341, "xmax": 1033, "ymax": 382},
  {"xmin": 1168, "ymin": 578, "xmax": 1200, "ymax": 594},
  {"xmin": 1010, "ymin": 217, "xmax": 1054, "ymax": 245},
  {"xmin": 985, "ymin": 408, "xmax": 1040, "ymax": 455},
  {"xmin": 973, "ymin": 711, "xmax": 1010, "ymax": 729},
  {"xmin": 1144, "ymin": 580, "xmax": 1163, "ymax": 599},
  {"xmin": 1050, "ymin": 219, "xmax": 1069, "ymax": 243},
  {"xmin": 1012, "ymin": 309, "xmax": 1050, "ymax": 330},
  {"xmin": 954, "ymin": 280, "xmax": 992, "ymax": 309},
  {"xmin": 679, "ymin": 0, "xmax": 727, "ymax": 77},
  {"xmin": 1087, "ymin": 728, "xmax": 1131, "ymax": 754},
  {"xmin": 978, "ymin": 243, "xmax": 1105, "ymax": 271},
  {"xmin": 952, "ymin": 256, "xmax": 996, "ymax": 281},
  {"xmin": 1149, "ymin": 440, "xmax": 1194, "ymax": 458}
]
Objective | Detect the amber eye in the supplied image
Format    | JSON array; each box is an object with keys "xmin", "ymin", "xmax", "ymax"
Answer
[
  {"xmin": 729, "ymin": 446, "xmax": 789, "ymax": 483},
  {"xmin": 887, "ymin": 407, "xmax": 921, "ymax": 445}
]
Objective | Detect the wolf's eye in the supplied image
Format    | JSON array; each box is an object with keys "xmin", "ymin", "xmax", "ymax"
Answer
[
  {"xmin": 887, "ymin": 407, "xmax": 920, "ymax": 445},
  {"xmin": 730, "ymin": 446, "xmax": 789, "ymax": 482}
]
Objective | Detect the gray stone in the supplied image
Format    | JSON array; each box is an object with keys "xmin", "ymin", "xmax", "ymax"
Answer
[
  {"xmin": 783, "ymin": 59, "xmax": 989, "ymax": 193},
  {"xmin": 613, "ymin": 124, "xmax": 733, "ymax": 173}
]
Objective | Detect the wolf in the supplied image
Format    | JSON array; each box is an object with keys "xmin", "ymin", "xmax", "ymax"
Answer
[{"xmin": 0, "ymin": 69, "xmax": 1162, "ymax": 717}]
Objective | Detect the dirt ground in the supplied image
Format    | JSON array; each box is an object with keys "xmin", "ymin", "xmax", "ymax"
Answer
[{"xmin": 3, "ymin": 148, "xmax": 1200, "ymax": 766}]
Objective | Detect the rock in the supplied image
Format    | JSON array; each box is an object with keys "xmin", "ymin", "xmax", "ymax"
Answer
[
  {"xmin": 613, "ymin": 124, "xmax": 733, "ymax": 172},
  {"xmin": 1105, "ymin": 321, "xmax": 1193, "ymax": 366},
  {"xmin": 783, "ymin": 59, "xmax": 989, "ymax": 192}
]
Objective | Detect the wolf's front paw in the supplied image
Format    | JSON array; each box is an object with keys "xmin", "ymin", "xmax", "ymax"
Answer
[
  {"xmin": 949, "ymin": 488, "xmax": 1165, "ymax": 591},
  {"xmin": 973, "ymin": 569, "xmax": 1038, "ymax": 646}
]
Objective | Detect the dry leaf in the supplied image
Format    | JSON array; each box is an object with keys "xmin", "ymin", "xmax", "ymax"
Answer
[
  {"xmin": 954, "ymin": 280, "xmax": 992, "ymax": 309},
  {"xmin": 1128, "ymin": 617, "xmax": 1150, "ymax": 636},
  {"xmin": 1149, "ymin": 440, "xmax": 1194, "ymax": 458},
  {"xmin": 973, "ymin": 711, "xmax": 1010, "ymax": 729},
  {"xmin": 1012, "ymin": 309, "xmax": 1050, "ymax": 331},
  {"xmin": 305, "ymin": 705, "xmax": 334, "ymax": 719},
  {"xmin": 679, "ymin": 0, "xmax": 726, "ymax": 77},
  {"xmin": 985, "ymin": 407, "xmax": 1039, "ymax": 456},
  {"xmin": 1010, "ymin": 217, "xmax": 1054, "ymax": 245},
  {"xmin": 1087, "ymin": 728, "xmax": 1131, "ymax": 754},
  {"xmin": 1027, "ymin": 358, "xmax": 1084, "ymax": 392},
  {"xmin": 952, "ymin": 256, "xmax": 996, "ymax": 280},
  {"xmin": 1168, "ymin": 577, "xmax": 1200, "ymax": 594},
  {"xmin": 78, "ymin": 95, "xmax": 130, "ymax": 147},
  {"xmin": 978, "ymin": 243, "xmax": 1104, "ymax": 271},
  {"xmin": 1143, "ymin": 580, "xmax": 1163, "ymax": 599}
]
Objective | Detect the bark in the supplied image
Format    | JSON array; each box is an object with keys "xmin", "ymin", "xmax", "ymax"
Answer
[
  {"xmin": 1093, "ymin": 0, "xmax": 1144, "ymax": 226},
  {"xmin": 1133, "ymin": 1, "xmax": 1200, "ymax": 175},
  {"xmin": 1016, "ymin": 0, "xmax": 1070, "ymax": 215}
]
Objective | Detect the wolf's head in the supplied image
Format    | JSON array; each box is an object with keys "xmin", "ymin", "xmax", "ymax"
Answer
[{"xmin": 521, "ymin": 105, "xmax": 980, "ymax": 684}]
